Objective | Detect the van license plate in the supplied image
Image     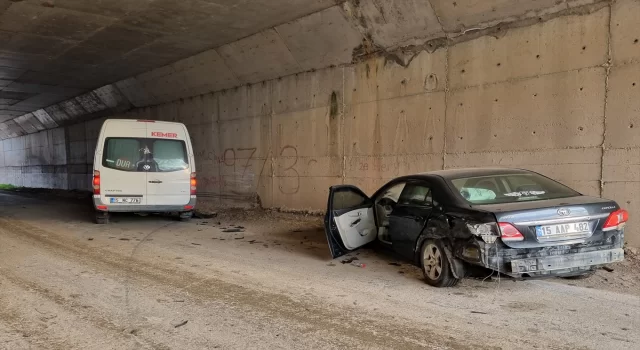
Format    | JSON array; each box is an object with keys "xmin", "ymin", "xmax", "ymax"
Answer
[
  {"xmin": 110, "ymin": 197, "xmax": 141, "ymax": 204},
  {"xmin": 536, "ymin": 222, "xmax": 590, "ymax": 237}
]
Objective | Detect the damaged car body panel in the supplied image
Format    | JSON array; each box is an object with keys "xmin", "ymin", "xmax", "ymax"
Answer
[{"xmin": 323, "ymin": 167, "xmax": 627, "ymax": 287}]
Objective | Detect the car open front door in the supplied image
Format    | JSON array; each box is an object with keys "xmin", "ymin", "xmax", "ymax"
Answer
[{"xmin": 324, "ymin": 185, "xmax": 377, "ymax": 259}]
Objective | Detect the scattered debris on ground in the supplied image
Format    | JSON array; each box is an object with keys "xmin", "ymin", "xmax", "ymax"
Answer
[
  {"xmin": 553, "ymin": 246, "xmax": 640, "ymax": 294},
  {"xmin": 339, "ymin": 256, "xmax": 365, "ymax": 268},
  {"xmin": 194, "ymin": 210, "xmax": 217, "ymax": 219},
  {"xmin": 172, "ymin": 320, "xmax": 188, "ymax": 328},
  {"xmin": 341, "ymin": 257, "xmax": 358, "ymax": 264}
]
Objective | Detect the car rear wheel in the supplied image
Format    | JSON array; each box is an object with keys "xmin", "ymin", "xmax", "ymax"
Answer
[{"xmin": 421, "ymin": 239, "xmax": 460, "ymax": 287}]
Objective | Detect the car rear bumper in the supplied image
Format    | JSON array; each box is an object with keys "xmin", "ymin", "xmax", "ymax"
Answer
[
  {"xmin": 508, "ymin": 248, "xmax": 624, "ymax": 276},
  {"xmin": 467, "ymin": 229, "xmax": 626, "ymax": 278},
  {"xmin": 94, "ymin": 197, "xmax": 196, "ymax": 213}
]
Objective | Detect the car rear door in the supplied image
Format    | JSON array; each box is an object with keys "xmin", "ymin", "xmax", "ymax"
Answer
[
  {"xmin": 99, "ymin": 124, "xmax": 148, "ymax": 205},
  {"xmin": 324, "ymin": 185, "xmax": 377, "ymax": 259},
  {"xmin": 145, "ymin": 124, "xmax": 191, "ymax": 206}
]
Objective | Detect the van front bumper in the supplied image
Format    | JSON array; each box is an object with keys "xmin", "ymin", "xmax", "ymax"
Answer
[{"xmin": 94, "ymin": 197, "xmax": 196, "ymax": 213}]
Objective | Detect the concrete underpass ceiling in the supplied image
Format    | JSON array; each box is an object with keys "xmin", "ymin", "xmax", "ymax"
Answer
[{"xmin": 0, "ymin": 0, "xmax": 603, "ymax": 139}]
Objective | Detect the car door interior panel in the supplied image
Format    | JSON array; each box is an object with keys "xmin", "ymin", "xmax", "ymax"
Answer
[
  {"xmin": 334, "ymin": 207, "xmax": 377, "ymax": 250},
  {"xmin": 324, "ymin": 185, "xmax": 377, "ymax": 258}
]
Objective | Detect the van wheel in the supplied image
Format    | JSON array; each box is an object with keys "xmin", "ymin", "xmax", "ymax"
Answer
[
  {"xmin": 95, "ymin": 212, "xmax": 109, "ymax": 225},
  {"xmin": 179, "ymin": 211, "xmax": 193, "ymax": 222},
  {"xmin": 420, "ymin": 239, "xmax": 460, "ymax": 287}
]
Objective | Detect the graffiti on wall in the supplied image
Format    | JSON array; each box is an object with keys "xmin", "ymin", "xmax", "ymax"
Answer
[{"xmin": 195, "ymin": 144, "xmax": 308, "ymax": 197}]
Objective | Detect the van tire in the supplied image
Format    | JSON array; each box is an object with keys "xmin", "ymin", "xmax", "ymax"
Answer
[
  {"xmin": 179, "ymin": 211, "xmax": 193, "ymax": 222},
  {"xmin": 95, "ymin": 212, "xmax": 109, "ymax": 225}
]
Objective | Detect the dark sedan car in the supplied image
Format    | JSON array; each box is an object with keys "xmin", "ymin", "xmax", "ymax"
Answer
[{"xmin": 323, "ymin": 168, "xmax": 626, "ymax": 287}]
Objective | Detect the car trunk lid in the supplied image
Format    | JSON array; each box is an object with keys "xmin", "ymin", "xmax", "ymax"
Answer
[{"xmin": 475, "ymin": 196, "xmax": 618, "ymax": 248}]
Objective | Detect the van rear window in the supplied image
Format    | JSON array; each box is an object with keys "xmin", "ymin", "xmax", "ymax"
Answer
[{"xmin": 102, "ymin": 138, "xmax": 189, "ymax": 172}]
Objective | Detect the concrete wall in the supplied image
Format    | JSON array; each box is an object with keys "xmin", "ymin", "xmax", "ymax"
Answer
[
  {"xmin": 1, "ymin": 2, "xmax": 640, "ymax": 246},
  {"xmin": 0, "ymin": 117, "xmax": 104, "ymax": 191}
]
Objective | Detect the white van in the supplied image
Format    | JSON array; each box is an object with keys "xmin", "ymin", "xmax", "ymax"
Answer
[{"xmin": 92, "ymin": 119, "xmax": 197, "ymax": 224}]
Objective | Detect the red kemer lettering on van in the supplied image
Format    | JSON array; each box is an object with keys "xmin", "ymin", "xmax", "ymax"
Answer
[{"xmin": 151, "ymin": 132, "xmax": 178, "ymax": 138}]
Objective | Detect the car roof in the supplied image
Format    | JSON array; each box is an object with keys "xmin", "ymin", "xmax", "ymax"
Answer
[{"xmin": 415, "ymin": 167, "xmax": 532, "ymax": 180}]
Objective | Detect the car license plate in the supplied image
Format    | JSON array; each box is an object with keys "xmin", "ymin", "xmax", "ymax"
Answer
[
  {"xmin": 536, "ymin": 222, "xmax": 590, "ymax": 237},
  {"xmin": 109, "ymin": 197, "xmax": 141, "ymax": 204}
]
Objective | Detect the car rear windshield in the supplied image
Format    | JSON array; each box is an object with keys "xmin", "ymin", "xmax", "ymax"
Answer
[
  {"xmin": 102, "ymin": 137, "xmax": 188, "ymax": 172},
  {"xmin": 449, "ymin": 173, "xmax": 580, "ymax": 205}
]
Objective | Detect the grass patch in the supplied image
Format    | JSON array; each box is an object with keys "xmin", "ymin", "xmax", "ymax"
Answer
[{"xmin": 0, "ymin": 184, "xmax": 17, "ymax": 190}]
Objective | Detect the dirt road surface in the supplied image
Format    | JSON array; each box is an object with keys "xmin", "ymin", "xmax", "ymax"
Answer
[{"xmin": 0, "ymin": 192, "xmax": 638, "ymax": 350}]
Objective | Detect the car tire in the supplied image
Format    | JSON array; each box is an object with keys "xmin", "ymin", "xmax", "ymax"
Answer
[
  {"xmin": 95, "ymin": 212, "xmax": 109, "ymax": 225},
  {"xmin": 420, "ymin": 239, "xmax": 460, "ymax": 287}
]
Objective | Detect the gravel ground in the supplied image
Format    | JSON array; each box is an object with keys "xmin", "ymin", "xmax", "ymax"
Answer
[{"xmin": 0, "ymin": 192, "xmax": 638, "ymax": 350}]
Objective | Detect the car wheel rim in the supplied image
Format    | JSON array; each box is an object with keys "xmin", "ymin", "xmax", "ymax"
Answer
[{"xmin": 423, "ymin": 243, "xmax": 442, "ymax": 280}]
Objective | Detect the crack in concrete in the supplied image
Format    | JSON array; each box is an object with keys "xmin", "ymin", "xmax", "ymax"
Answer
[
  {"xmin": 351, "ymin": 0, "xmax": 613, "ymax": 69},
  {"xmin": 600, "ymin": 0, "xmax": 614, "ymax": 198}
]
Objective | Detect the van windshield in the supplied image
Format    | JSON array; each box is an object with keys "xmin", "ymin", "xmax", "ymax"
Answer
[
  {"xmin": 102, "ymin": 137, "xmax": 189, "ymax": 172},
  {"xmin": 449, "ymin": 173, "xmax": 580, "ymax": 205}
]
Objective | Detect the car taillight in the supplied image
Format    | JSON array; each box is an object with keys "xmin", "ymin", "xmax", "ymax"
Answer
[
  {"xmin": 190, "ymin": 172, "xmax": 197, "ymax": 195},
  {"xmin": 93, "ymin": 170, "xmax": 100, "ymax": 195},
  {"xmin": 603, "ymin": 209, "xmax": 629, "ymax": 231},
  {"xmin": 498, "ymin": 222, "xmax": 525, "ymax": 242}
]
